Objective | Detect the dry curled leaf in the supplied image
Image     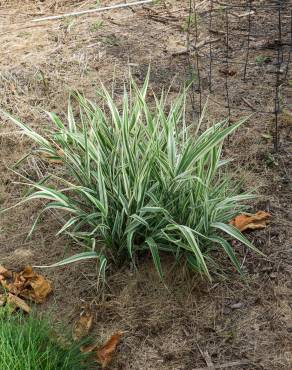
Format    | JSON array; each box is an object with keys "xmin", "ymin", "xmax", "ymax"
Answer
[
  {"xmin": 1, "ymin": 266, "xmax": 52, "ymax": 303},
  {"xmin": 97, "ymin": 331, "xmax": 123, "ymax": 369},
  {"xmin": 0, "ymin": 266, "xmax": 13, "ymax": 289},
  {"xmin": 0, "ymin": 265, "xmax": 12, "ymax": 279},
  {"xmin": 18, "ymin": 266, "xmax": 52, "ymax": 303},
  {"xmin": 219, "ymin": 68, "xmax": 237, "ymax": 76},
  {"xmin": 7, "ymin": 293, "xmax": 31, "ymax": 313},
  {"xmin": 39, "ymin": 149, "xmax": 64, "ymax": 164},
  {"xmin": 229, "ymin": 211, "xmax": 271, "ymax": 232},
  {"xmin": 73, "ymin": 311, "xmax": 94, "ymax": 341}
]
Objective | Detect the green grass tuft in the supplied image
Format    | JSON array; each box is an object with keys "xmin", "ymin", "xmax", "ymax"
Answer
[
  {"xmin": 3, "ymin": 72, "xmax": 262, "ymax": 281},
  {"xmin": 0, "ymin": 309, "xmax": 93, "ymax": 370}
]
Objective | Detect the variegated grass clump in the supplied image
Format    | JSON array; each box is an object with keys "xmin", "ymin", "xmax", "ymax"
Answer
[{"xmin": 4, "ymin": 75, "xmax": 261, "ymax": 281}]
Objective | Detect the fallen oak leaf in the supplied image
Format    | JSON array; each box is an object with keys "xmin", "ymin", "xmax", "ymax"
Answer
[
  {"xmin": 21, "ymin": 279, "xmax": 51, "ymax": 303},
  {"xmin": 21, "ymin": 266, "xmax": 35, "ymax": 279},
  {"xmin": 5, "ymin": 271, "xmax": 26, "ymax": 295},
  {"xmin": 18, "ymin": 266, "xmax": 52, "ymax": 303},
  {"xmin": 7, "ymin": 293, "xmax": 31, "ymax": 313},
  {"xmin": 0, "ymin": 266, "xmax": 14, "ymax": 291},
  {"xmin": 0, "ymin": 265, "xmax": 12, "ymax": 278},
  {"xmin": 229, "ymin": 211, "xmax": 271, "ymax": 232},
  {"xmin": 97, "ymin": 331, "xmax": 123, "ymax": 369},
  {"xmin": 73, "ymin": 311, "xmax": 94, "ymax": 341},
  {"xmin": 2, "ymin": 266, "xmax": 52, "ymax": 303}
]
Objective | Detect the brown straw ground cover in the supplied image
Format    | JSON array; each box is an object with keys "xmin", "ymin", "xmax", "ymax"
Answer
[{"xmin": 0, "ymin": 1, "xmax": 291, "ymax": 369}]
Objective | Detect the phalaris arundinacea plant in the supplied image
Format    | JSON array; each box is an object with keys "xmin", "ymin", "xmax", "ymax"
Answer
[{"xmin": 2, "ymin": 72, "xmax": 262, "ymax": 283}]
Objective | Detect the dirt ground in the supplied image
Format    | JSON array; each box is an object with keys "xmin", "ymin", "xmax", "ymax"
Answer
[{"xmin": 0, "ymin": 1, "xmax": 291, "ymax": 369}]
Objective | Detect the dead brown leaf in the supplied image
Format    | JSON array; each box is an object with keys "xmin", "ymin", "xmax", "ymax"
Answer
[
  {"xmin": 0, "ymin": 265, "xmax": 12, "ymax": 279},
  {"xmin": 7, "ymin": 293, "xmax": 31, "ymax": 313},
  {"xmin": 229, "ymin": 211, "xmax": 271, "ymax": 232},
  {"xmin": 39, "ymin": 149, "xmax": 64, "ymax": 164},
  {"xmin": 219, "ymin": 68, "xmax": 237, "ymax": 76},
  {"xmin": 1, "ymin": 266, "xmax": 52, "ymax": 304},
  {"xmin": 73, "ymin": 311, "xmax": 94, "ymax": 341},
  {"xmin": 97, "ymin": 331, "xmax": 123, "ymax": 369},
  {"xmin": 18, "ymin": 266, "xmax": 52, "ymax": 303}
]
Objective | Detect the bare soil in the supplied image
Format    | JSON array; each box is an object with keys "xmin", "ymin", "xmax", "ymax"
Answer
[{"xmin": 0, "ymin": 1, "xmax": 291, "ymax": 369}]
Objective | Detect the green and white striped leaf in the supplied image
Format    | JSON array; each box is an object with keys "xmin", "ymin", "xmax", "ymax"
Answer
[
  {"xmin": 211, "ymin": 222, "xmax": 265, "ymax": 256},
  {"xmin": 33, "ymin": 251, "xmax": 98, "ymax": 268}
]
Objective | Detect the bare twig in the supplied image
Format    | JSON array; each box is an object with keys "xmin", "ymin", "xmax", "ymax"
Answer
[
  {"xmin": 243, "ymin": 0, "xmax": 252, "ymax": 81},
  {"xmin": 186, "ymin": 0, "xmax": 196, "ymax": 119},
  {"xmin": 209, "ymin": 0, "xmax": 214, "ymax": 92},
  {"xmin": 0, "ymin": 131, "xmax": 24, "ymax": 136},
  {"xmin": 230, "ymin": 10, "xmax": 255, "ymax": 18},
  {"xmin": 224, "ymin": 9, "xmax": 231, "ymax": 122},
  {"xmin": 203, "ymin": 351, "xmax": 215, "ymax": 369},
  {"xmin": 191, "ymin": 37, "xmax": 221, "ymax": 49},
  {"xmin": 147, "ymin": 14, "xmax": 176, "ymax": 24},
  {"xmin": 242, "ymin": 97, "xmax": 256, "ymax": 111},
  {"xmin": 172, "ymin": 37, "xmax": 221, "ymax": 56},
  {"xmin": 193, "ymin": 359, "xmax": 250, "ymax": 370},
  {"xmin": 209, "ymin": 28, "xmax": 225, "ymax": 35},
  {"xmin": 194, "ymin": 0, "xmax": 202, "ymax": 116},
  {"xmin": 208, "ymin": 95, "xmax": 273, "ymax": 114},
  {"xmin": 274, "ymin": 4, "xmax": 283, "ymax": 152},
  {"xmin": 32, "ymin": 0, "xmax": 154, "ymax": 22},
  {"xmin": 284, "ymin": 9, "xmax": 292, "ymax": 81}
]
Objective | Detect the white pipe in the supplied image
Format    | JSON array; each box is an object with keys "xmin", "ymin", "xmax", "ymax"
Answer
[{"xmin": 32, "ymin": 0, "xmax": 153, "ymax": 22}]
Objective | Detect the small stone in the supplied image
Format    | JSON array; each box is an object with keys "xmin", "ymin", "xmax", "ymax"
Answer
[{"xmin": 230, "ymin": 302, "xmax": 243, "ymax": 310}]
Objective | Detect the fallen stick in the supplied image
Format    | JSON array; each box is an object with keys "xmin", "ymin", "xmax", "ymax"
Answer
[
  {"xmin": 202, "ymin": 351, "xmax": 215, "ymax": 370},
  {"xmin": 209, "ymin": 28, "xmax": 226, "ymax": 35},
  {"xmin": 193, "ymin": 360, "xmax": 250, "ymax": 370},
  {"xmin": 148, "ymin": 14, "xmax": 177, "ymax": 24},
  {"xmin": 231, "ymin": 10, "xmax": 255, "ymax": 18},
  {"xmin": 242, "ymin": 97, "xmax": 256, "ymax": 111},
  {"xmin": 172, "ymin": 37, "xmax": 221, "ymax": 56},
  {"xmin": 191, "ymin": 37, "xmax": 221, "ymax": 50},
  {"xmin": 32, "ymin": 0, "xmax": 153, "ymax": 22}
]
